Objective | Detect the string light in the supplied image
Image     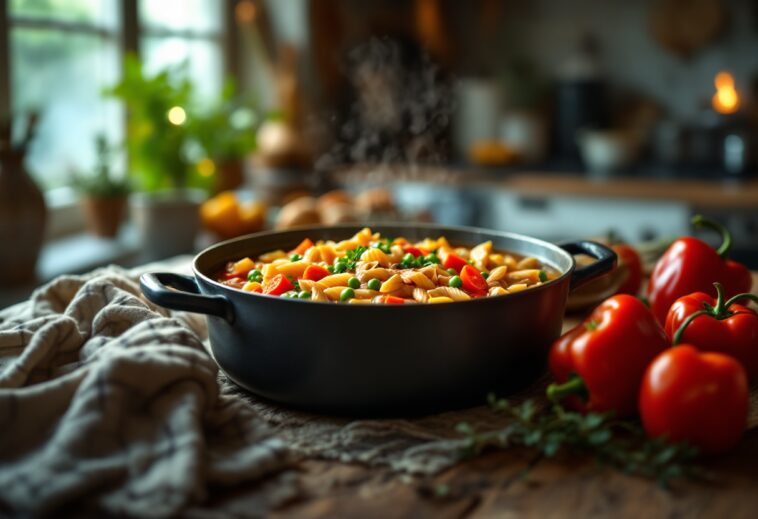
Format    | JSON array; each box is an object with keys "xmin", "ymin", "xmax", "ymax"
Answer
[{"xmin": 167, "ymin": 106, "xmax": 187, "ymax": 125}]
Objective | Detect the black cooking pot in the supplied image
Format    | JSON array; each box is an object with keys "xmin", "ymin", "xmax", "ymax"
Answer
[{"xmin": 141, "ymin": 224, "xmax": 615, "ymax": 416}]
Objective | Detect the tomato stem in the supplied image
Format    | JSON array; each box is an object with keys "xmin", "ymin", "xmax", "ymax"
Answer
[
  {"xmin": 672, "ymin": 309, "xmax": 710, "ymax": 346},
  {"xmin": 724, "ymin": 292, "xmax": 758, "ymax": 309},
  {"xmin": 547, "ymin": 375, "xmax": 589, "ymax": 404},
  {"xmin": 711, "ymin": 282, "xmax": 727, "ymax": 315},
  {"xmin": 691, "ymin": 215, "xmax": 732, "ymax": 259},
  {"xmin": 673, "ymin": 282, "xmax": 758, "ymax": 344}
]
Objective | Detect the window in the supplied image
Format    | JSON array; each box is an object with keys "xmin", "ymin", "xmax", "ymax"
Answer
[
  {"xmin": 139, "ymin": 0, "xmax": 224, "ymax": 103},
  {"xmin": 7, "ymin": 0, "xmax": 122, "ymax": 189},
  {"xmin": 2, "ymin": 0, "xmax": 228, "ymax": 191}
]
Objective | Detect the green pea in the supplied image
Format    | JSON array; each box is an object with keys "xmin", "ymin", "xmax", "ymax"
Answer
[
  {"xmin": 539, "ymin": 270, "xmax": 548, "ymax": 282},
  {"xmin": 367, "ymin": 278, "xmax": 381, "ymax": 291},
  {"xmin": 425, "ymin": 254, "xmax": 440, "ymax": 264},
  {"xmin": 348, "ymin": 277, "xmax": 361, "ymax": 289},
  {"xmin": 449, "ymin": 276, "xmax": 463, "ymax": 288},
  {"xmin": 327, "ymin": 265, "xmax": 336, "ymax": 274},
  {"xmin": 298, "ymin": 291, "xmax": 311, "ymax": 300},
  {"xmin": 402, "ymin": 253, "xmax": 416, "ymax": 264},
  {"xmin": 334, "ymin": 262, "xmax": 347, "ymax": 273},
  {"xmin": 290, "ymin": 253, "xmax": 302, "ymax": 261},
  {"xmin": 481, "ymin": 271, "xmax": 489, "ymax": 279},
  {"xmin": 446, "ymin": 268, "xmax": 457, "ymax": 275},
  {"xmin": 340, "ymin": 287, "xmax": 355, "ymax": 302},
  {"xmin": 248, "ymin": 269, "xmax": 263, "ymax": 282},
  {"xmin": 283, "ymin": 291, "xmax": 297, "ymax": 298}
]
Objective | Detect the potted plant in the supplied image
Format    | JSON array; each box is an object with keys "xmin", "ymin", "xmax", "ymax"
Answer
[
  {"xmin": 105, "ymin": 55, "xmax": 210, "ymax": 261},
  {"xmin": 71, "ymin": 134, "xmax": 130, "ymax": 238},
  {"xmin": 188, "ymin": 79, "xmax": 258, "ymax": 193}
]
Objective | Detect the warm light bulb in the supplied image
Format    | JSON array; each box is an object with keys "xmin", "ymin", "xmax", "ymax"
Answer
[
  {"xmin": 167, "ymin": 106, "xmax": 187, "ymax": 125},
  {"xmin": 714, "ymin": 72, "xmax": 734, "ymax": 90},
  {"xmin": 712, "ymin": 71, "xmax": 740, "ymax": 115}
]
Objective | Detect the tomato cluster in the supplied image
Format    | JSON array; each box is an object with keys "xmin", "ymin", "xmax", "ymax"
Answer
[{"xmin": 549, "ymin": 216, "xmax": 755, "ymax": 455}]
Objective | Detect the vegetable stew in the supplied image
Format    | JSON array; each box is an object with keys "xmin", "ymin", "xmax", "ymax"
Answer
[{"xmin": 214, "ymin": 227, "xmax": 558, "ymax": 304}]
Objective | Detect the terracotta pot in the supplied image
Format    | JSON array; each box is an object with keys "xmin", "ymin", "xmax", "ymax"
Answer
[
  {"xmin": 81, "ymin": 195, "xmax": 127, "ymax": 238},
  {"xmin": 0, "ymin": 149, "xmax": 47, "ymax": 286},
  {"xmin": 215, "ymin": 159, "xmax": 244, "ymax": 193},
  {"xmin": 130, "ymin": 189, "xmax": 205, "ymax": 262}
]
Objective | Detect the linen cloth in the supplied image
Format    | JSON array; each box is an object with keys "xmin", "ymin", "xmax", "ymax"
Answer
[
  {"xmin": 2, "ymin": 265, "xmax": 757, "ymax": 517},
  {"xmin": 0, "ymin": 267, "xmax": 290, "ymax": 517}
]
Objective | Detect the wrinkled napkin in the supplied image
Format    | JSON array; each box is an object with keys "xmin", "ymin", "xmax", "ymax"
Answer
[{"xmin": 0, "ymin": 269, "xmax": 290, "ymax": 517}]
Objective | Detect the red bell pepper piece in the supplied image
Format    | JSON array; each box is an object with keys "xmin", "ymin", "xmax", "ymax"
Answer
[
  {"xmin": 403, "ymin": 246, "xmax": 428, "ymax": 257},
  {"xmin": 665, "ymin": 282, "xmax": 758, "ymax": 379},
  {"xmin": 383, "ymin": 295, "xmax": 406, "ymax": 304},
  {"xmin": 639, "ymin": 345, "xmax": 748, "ymax": 454},
  {"xmin": 291, "ymin": 238, "xmax": 314, "ymax": 256},
  {"xmin": 547, "ymin": 294, "xmax": 668, "ymax": 417},
  {"xmin": 613, "ymin": 243, "xmax": 643, "ymax": 296},
  {"xmin": 460, "ymin": 264, "xmax": 488, "ymax": 294},
  {"xmin": 647, "ymin": 215, "xmax": 752, "ymax": 324},
  {"xmin": 262, "ymin": 274, "xmax": 294, "ymax": 296},
  {"xmin": 441, "ymin": 252, "xmax": 468, "ymax": 273},
  {"xmin": 303, "ymin": 264, "xmax": 330, "ymax": 281}
]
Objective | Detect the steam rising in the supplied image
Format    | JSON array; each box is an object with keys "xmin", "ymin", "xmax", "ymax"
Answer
[{"xmin": 315, "ymin": 37, "xmax": 455, "ymax": 177}]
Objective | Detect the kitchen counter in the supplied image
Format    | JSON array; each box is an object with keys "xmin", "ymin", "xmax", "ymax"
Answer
[
  {"xmin": 336, "ymin": 165, "xmax": 758, "ymax": 210},
  {"xmin": 497, "ymin": 173, "xmax": 758, "ymax": 211}
]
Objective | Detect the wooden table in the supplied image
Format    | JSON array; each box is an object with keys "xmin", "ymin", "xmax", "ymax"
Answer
[{"xmin": 209, "ymin": 275, "xmax": 758, "ymax": 518}]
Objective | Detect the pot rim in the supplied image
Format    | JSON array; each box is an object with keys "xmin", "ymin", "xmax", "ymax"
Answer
[{"xmin": 191, "ymin": 222, "xmax": 578, "ymax": 308}]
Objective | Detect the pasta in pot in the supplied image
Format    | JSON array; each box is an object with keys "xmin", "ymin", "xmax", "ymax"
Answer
[{"xmin": 214, "ymin": 228, "xmax": 559, "ymax": 304}]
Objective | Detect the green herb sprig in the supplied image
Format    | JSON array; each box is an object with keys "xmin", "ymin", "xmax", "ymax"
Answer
[
  {"xmin": 456, "ymin": 394, "xmax": 704, "ymax": 488},
  {"xmin": 372, "ymin": 238, "xmax": 393, "ymax": 255},
  {"xmin": 344, "ymin": 246, "xmax": 368, "ymax": 271}
]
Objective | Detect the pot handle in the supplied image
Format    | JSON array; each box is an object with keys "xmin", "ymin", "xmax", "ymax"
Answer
[
  {"xmin": 559, "ymin": 240, "xmax": 618, "ymax": 291},
  {"xmin": 140, "ymin": 272, "xmax": 235, "ymax": 323}
]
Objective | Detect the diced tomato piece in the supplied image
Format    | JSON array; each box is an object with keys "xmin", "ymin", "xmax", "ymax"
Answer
[
  {"xmin": 461, "ymin": 264, "xmax": 488, "ymax": 295},
  {"xmin": 303, "ymin": 264, "xmax": 330, "ymax": 281},
  {"xmin": 262, "ymin": 274, "xmax": 294, "ymax": 296},
  {"xmin": 404, "ymin": 246, "xmax": 428, "ymax": 257},
  {"xmin": 384, "ymin": 295, "xmax": 406, "ymax": 304},
  {"xmin": 442, "ymin": 252, "xmax": 468, "ymax": 272},
  {"xmin": 290, "ymin": 238, "xmax": 314, "ymax": 256}
]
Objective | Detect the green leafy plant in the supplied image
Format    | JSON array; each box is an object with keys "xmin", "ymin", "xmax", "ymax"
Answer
[
  {"xmin": 104, "ymin": 54, "xmax": 209, "ymax": 193},
  {"xmin": 71, "ymin": 133, "xmax": 130, "ymax": 198},
  {"xmin": 456, "ymin": 394, "xmax": 704, "ymax": 487},
  {"xmin": 105, "ymin": 56, "xmax": 257, "ymax": 193},
  {"xmin": 188, "ymin": 78, "xmax": 258, "ymax": 163}
]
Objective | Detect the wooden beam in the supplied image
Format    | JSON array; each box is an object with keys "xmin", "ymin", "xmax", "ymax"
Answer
[{"xmin": 121, "ymin": 0, "xmax": 139, "ymax": 56}]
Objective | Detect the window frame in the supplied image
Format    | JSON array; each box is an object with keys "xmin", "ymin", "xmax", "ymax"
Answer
[{"xmin": 0, "ymin": 0, "xmax": 239, "ymax": 238}]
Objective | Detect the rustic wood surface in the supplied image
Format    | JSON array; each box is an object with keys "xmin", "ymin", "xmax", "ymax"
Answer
[{"xmin": 206, "ymin": 273, "xmax": 758, "ymax": 518}]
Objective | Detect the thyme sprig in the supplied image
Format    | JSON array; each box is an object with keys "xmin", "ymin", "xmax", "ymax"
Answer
[{"xmin": 456, "ymin": 394, "xmax": 705, "ymax": 487}]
